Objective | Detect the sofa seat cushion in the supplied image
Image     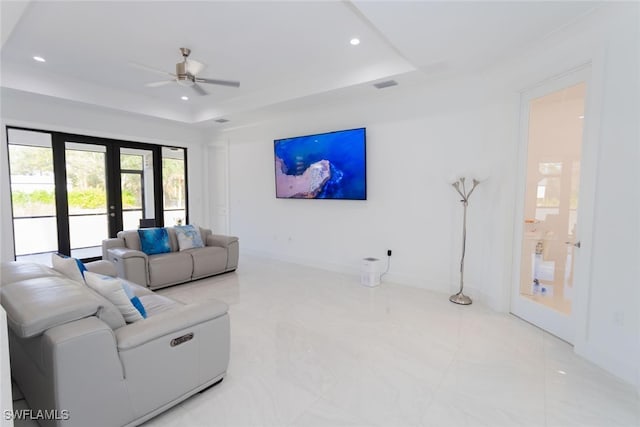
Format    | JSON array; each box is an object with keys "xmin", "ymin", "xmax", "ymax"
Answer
[
  {"xmin": 138, "ymin": 294, "xmax": 181, "ymax": 317},
  {"xmin": 1, "ymin": 276, "xmax": 100, "ymax": 338},
  {"xmin": 187, "ymin": 246, "xmax": 228, "ymax": 279},
  {"xmin": 148, "ymin": 252, "xmax": 193, "ymax": 288}
]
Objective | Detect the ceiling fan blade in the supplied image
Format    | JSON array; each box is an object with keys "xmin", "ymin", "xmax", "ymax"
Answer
[
  {"xmin": 145, "ymin": 80, "xmax": 174, "ymax": 87},
  {"xmin": 192, "ymin": 83, "xmax": 208, "ymax": 96},
  {"xmin": 195, "ymin": 77, "xmax": 240, "ymax": 88},
  {"xmin": 129, "ymin": 62, "xmax": 175, "ymax": 77},
  {"xmin": 186, "ymin": 59, "xmax": 206, "ymax": 76}
]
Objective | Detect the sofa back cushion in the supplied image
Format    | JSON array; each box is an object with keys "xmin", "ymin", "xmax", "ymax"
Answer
[
  {"xmin": 1, "ymin": 275, "xmax": 101, "ymax": 338},
  {"xmin": 118, "ymin": 227, "xmax": 214, "ymax": 254},
  {"xmin": 118, "ymin": 230, "xmax": 142, "ymax": 251},
  {"xmin": 166, "ymin": 227, "xmax": 180, "ymax": 252},
  {"xmin": 199, "ymin": 227, "xmax": 212, "ymax": 242},
  {"xmin": 0, "ymin": 261, "xmax": 62, "ymax": 284}
]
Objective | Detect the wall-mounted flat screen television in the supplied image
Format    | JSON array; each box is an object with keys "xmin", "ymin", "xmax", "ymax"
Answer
[{"xmin": 274, "ymin": 127, "xmax": 366, "ymax": 200}]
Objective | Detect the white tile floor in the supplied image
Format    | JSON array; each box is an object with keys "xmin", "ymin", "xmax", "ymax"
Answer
[{"xmin": 137, "ymin": 255, "xmax": 640, "ymax": 427}]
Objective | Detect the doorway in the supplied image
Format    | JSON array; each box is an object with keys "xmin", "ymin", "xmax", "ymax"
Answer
[
  {"xmin": 511, "ymin": 70, "xmax": 588, "ymax": 343},
  {"xmin": 7, "ymin": 127, "xmax": 187, "ymax": 262}
]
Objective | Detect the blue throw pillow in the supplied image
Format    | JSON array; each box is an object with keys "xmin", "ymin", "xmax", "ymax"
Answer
[
  {"xmin": 74, "ymin": 258, "xmax": 87, "ymax": 277},
  {"xmin": 121, "ymin": 282, "xmax": 147, "ymax": 319},
  {"xmin": 130, "ymin": 296, "xmax": 147, "ymax": 318},
  {"xmin": 138, "ymin": 227, "xmax": 171, "ymax": 255}
]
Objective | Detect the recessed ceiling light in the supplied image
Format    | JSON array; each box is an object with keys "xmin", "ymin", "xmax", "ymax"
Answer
[
  {"xmin": 578, "ymin": 115, "xmax": 584, "ymax": 119},
  {"xmin": 33, "ymin": 56, "xmax": 46, "ymax": 63},
  {"xmin": 350, "ymin": 38, "xmax": 360, "ymax": 46},
  {"xmin": 557, "ymin": 370, "xmax": 567, "ymax": 375},
  {"xmin": 181, "ymin": 96, "xmax": 189, "ymax": 101}
]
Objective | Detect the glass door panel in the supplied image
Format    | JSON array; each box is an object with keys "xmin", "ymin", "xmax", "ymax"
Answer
[
  {"xmin": 7, "ymin": 129, "xmax": 58, "ymax": 264},
  {"xmin": 121, "ymin": 148, "xmax": 154, "ymax": 230},
  {"xmin": 162, "ymin": 147, "xmax": 186, "ymax": 226},
  {"xmin": 513, "ymin": 79, "xmax": 586, "ymax": 343},
  {"xmin": 65, "ymin": 142, "xmax": 108, "ymax": 259},
  {"xmin": 121, "ymin": 171, "xmax": 143, "ymax": 229}
]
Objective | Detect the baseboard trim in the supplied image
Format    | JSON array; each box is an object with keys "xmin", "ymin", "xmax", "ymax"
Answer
[
  {"xmin": 575, "ymin": 341, "xmax": 639, "ymax": 390},
  {"xmin": 240, "ymin": 248, "xmax": 457, "ymax": 298}
]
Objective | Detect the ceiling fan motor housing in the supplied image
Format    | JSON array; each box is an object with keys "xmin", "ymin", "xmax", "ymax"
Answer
[
  {"xmin": 176, "ymin": 62, "xmax": 189, "ymax": 78},
  {"xmin": 175, "ymin": 62, "xmax": 194, "ymax": 86}
]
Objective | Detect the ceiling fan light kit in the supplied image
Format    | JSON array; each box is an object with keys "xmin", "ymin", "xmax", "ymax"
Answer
[{"xmin": 136, "ymin": 47, "xmax": 240, "ymax": 96}]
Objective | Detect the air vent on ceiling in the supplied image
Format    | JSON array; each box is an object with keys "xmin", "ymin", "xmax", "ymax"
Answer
[
  {"xmin": 215, "ymin": 118, "xmax": 230, "ymax": 123},
  {"xmin": 373, "ymin": 80, "xmax": 398, "ymax": 89}
]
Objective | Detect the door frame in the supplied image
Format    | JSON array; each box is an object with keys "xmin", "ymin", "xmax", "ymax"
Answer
[
  {"xmin": 5, "ymin": 126, "xmax": 184, "ymax": 262},
  {"xmin": 510, "ymin": 64, "xmax": 600, "ymax": 344}
]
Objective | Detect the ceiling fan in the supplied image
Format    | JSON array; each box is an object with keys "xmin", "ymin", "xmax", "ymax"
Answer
[{"xmin": 133, "ymin": 48, "xmax": 240, "ymax": 96}]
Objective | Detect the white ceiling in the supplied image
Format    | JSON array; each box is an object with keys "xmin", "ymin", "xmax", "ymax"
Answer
[{"xmin": 0, "ymin": 1, "xmax": 601, "ymax": 127}]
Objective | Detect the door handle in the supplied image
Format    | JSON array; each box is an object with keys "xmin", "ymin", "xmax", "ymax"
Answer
[{"xmin": 565, "ymin": 241, "xmax": 581, "ymax": 248}]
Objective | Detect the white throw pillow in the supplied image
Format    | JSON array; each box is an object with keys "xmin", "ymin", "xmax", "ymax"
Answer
[
  {"xmin": 51, "ymin": 253, "xmax": 86, "ymax": 284},
  {"xmin": 174, "ymin": 224, "xmax": 205, "ymax": 251},
  {"xmin": 84, "ymin": 272, "xmax": 143, "ymax": 323}
]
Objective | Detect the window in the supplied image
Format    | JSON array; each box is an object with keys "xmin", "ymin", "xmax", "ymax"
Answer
[
  {"xmin": 162, "ymin": 147, "xmax": 187, "ymax": 226},
  {"xmin": 8, "ymin": 129, "xmax": 57, "ymax": 263},
  {"xmin": 6, "ymin": 126, "xmax": 189, "ymax": 261}
]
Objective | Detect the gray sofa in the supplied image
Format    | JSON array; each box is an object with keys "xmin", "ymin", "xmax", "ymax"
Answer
[
  {"xmin": 103, "ymin": 227, "xmax": 238, "ymax": 290},
  {"xmin": 0, "ymin": 260, "xmax": 230, "ymax": 427}
]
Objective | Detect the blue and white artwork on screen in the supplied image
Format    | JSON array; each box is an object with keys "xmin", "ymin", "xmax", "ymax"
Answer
[{"xmin": 274, "ymin": 128, "xmax": 366, "ymax": 200}]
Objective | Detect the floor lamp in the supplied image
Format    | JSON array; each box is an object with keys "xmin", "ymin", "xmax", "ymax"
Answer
[{"xmin": 450, "ymin": 177, "xmax": 480, "ymax": 305}]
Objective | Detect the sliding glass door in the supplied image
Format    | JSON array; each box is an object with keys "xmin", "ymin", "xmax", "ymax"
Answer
[{"xmin": 7, "ymin": 127, "xmax": 188, "ymax": 262}]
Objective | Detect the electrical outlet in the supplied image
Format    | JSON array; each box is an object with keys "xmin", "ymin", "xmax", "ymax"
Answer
[{"xmin": 387, "ymin": 249, "xmax": 392, "ymax": 256}]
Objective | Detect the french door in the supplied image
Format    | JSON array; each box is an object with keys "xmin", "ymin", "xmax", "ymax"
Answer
[
  {"xmin": 7, "ymin": 127, "xmax": 182, "ymax": 262},
  {"xmin": 511, "ymin": 69, "xmax": 589, "ymax": 343}
]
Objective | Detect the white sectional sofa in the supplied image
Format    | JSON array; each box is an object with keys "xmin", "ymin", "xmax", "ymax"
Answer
[{"xmin": 0, "ymin": 260, "xmax": 230, "ymax": 427}]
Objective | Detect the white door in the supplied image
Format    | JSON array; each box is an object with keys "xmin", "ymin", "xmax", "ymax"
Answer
[{"xmin": 511, "ymin": 69, "xmax": 589, "ymax": 343}]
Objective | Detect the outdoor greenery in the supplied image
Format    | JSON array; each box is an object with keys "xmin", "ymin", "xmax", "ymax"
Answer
[
  {"xmin": 9, "ymin": 144, "xmax": 186, "ymax": 216},
  {"xmin": 163, "ymin": 157, "xmax": 185, "ymax": 209},
  {"xmin": 12, "ymin": 189, "xmax": 138, "ymax": 215}
]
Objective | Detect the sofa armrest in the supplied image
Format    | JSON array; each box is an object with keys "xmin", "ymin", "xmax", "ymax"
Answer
[
  {"xmin": 115, "ymin": 300, "xmax": 228, "ymax": 351},
  {"xmin": 106, "ymin": 248, "xmax": 149, "ymax": 287},
  {"xmin": 85, "ymin": 260, "xmax": 117, "ymax": 277},
  {"xmin": 206, "ymin": 234, "xmax": 239, "ymax": 248},
  {"xmin": 102, "ymin": 237, "xmax": 125, "ymax": 259},
  {"xmin": 107, "ymin": 247, "xmax": 148, "ymax": 260}
]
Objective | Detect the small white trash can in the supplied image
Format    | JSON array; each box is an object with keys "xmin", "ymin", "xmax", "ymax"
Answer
[{"xmin": 361, "ymin": 257, "xmax": 381, "ymax": 287}]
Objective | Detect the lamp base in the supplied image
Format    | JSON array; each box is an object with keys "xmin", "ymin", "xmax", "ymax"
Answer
[{"xmin": 449, "ymin": 292, "xmax": 472, "ymax": 305}]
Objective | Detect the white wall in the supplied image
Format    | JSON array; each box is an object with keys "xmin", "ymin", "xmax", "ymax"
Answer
[
  {"xmin": 209, "ymin": 4, "xmax": 639, "ymax": 388},
  {"xmin": 212, "ymin": 82, "xmax": 518, "ymax": 311},
  {"xmin": 0, "ymin": 88, "xmax": 209, "ymax": 262},
  {"xmin": 571, "ymin": 6, "xmax": 639, "ymax": 390}
]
